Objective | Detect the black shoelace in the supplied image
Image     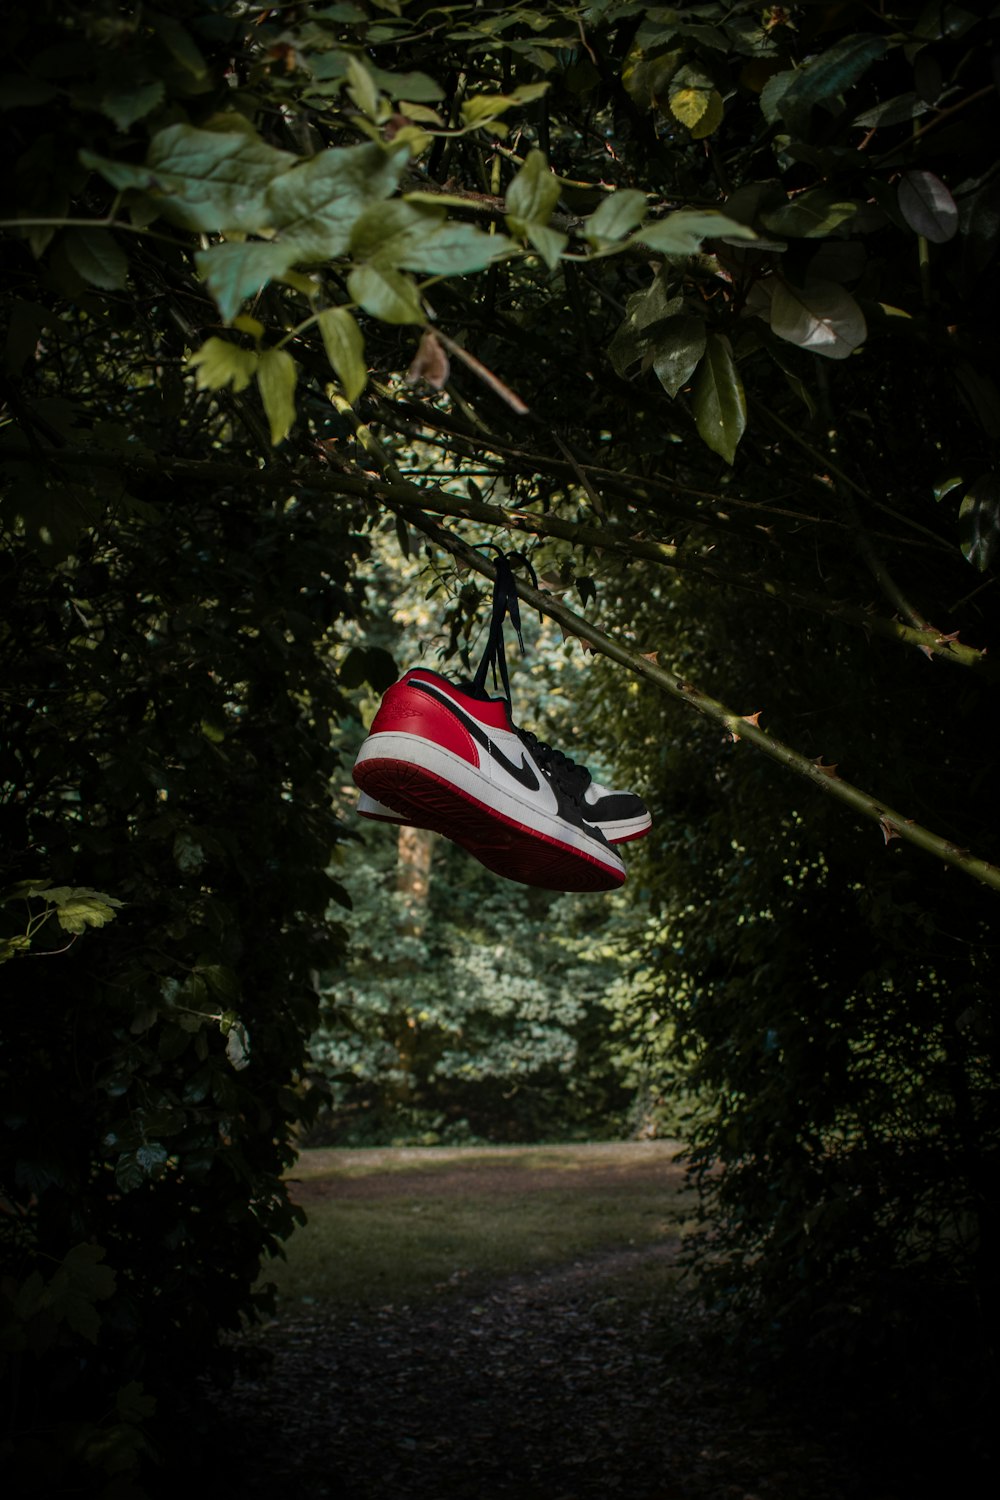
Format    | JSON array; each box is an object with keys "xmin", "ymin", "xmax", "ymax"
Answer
[
  {"xmin": 470, "ymin": 549, "xmax": 595, "ymax": 814},
  {"xmin": 472, "ymin": 548, "xmax": 534, "ymax": 704},
  {"xmin": 517, "ymin": 727, "xmax": 595, "ymax": 812}
]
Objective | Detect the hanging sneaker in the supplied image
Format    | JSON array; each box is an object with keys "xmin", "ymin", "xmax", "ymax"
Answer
[
  {"xmin": 352, "ymin": 668, "xmax": 626, "ymax": 892},
  {"xmin": 357, "ymin": 738, "xmax": 651, "ymax": 843}
]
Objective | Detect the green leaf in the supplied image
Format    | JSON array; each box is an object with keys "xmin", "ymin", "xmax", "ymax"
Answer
[
  {"xmin": 406, "ymin": 221, "xmax": 513, "ymax": 275},
  {"xmin": 173, "ymin": 829, "xmax": 205, "ymax": 873},
  {"xmin": 267, "ymin": 143, "xmax": 408, "ymax": 258},
  {"xmin": 622, "ymin": 47, "xmax": 684, "ymax": 111},
  {"xmin": 959, "ymin": 475, "xmax": 1000, "ymax": 571},
  {"xmin": 770, "ymin": 278, "xmax": 867, "ymax": 360},
  {"xmin": 348, "ymin": 264, "xmax": 424, "ymax": 324},
  {"xmin": 52, "ymin": 1244, "xmax": 116, "ymax": 1341},
  {"xmin": 629, "ymin": 277, "xmax": 684, "ymax": 334},
  {"xmin": 349, "ymin": 199, "xmax": 444, "ymax": 267},
  {"xmin": 759, "ymin": 68, "xmax": 796, "ymax": 126},
  {"xmin": 233, "ymin": 315, "xmax": 265, "ymax": 339},
  {"xmin": 135, "ymin": 1142, "xmax": 168, "ymax": 1175},
  {"xmin": 225, "ymin": 1020, "xmax": 251, "ymax": 1071},
  {"xmin": 584, "ymin": 189, "xmax": 648, "ymax": 247},
  {"xmin": 141, "ymin": 126, "xmax": 296, "ymax": 234},
  {"xmin": 525, "ymin": 221, "xmax": 568, "ymax": 270},
  {"xmin": 670, "ymin": 85, "xmax": 724, "ymax": 138},
  {"xmin": 768, "ymin": 34, "xmax": 888, "ymax": 131},
  {"xmin": 115, "ymin": 1152, "xmax": 145, "ymax": 1194},
  {"xmin": 117, "ymin": 1382, "xmax": 156, "ymax": 1424},
  {"xmin": 691, "ymin": 332, "xmax": 745, "ymax": 464},
  {"xmin": 256, "ymin": 348, "xmax": 298, "ymax": 446},
  {"xmin": 933, "ymin": 475, "xmax": 965, "ymax": 504},
  {"xmin": 505, "ymin": 150, "xmax": 561, "ymax": 231},
  {"xmin": 188, "ymin": 337, "xmax": 258, "ymax": 393},
  {"xmin": 509, "ymin": 82, "xmax": 550, "ymax": 106},
  {"xmin": 150, "ymin": 13, "xmax": 209, "ymax": 79},
  {"xmin": 350, "ymin": 200, "xmax": 512, "ymax": 275},
  {"xmin": 461, "ymin": 82, "xmax": 548, "ymax": 129},
  {"xmin": 54, "ymin": 891, "xmax": 122, "ymax": 934},
  {"xmin": 200, "ymin": 964, "xmax": 241, "ymax": 1003},
  {"xmin": 346, "ymin": 55, "xmax": 381, "ymax": 120},
  {"xmin": 100, "ymin": 79, "xmax": 166, "ymax": 132},
  {"xmin": 369, "ymin": 65, "xmax": 444, "ymax": 103},
  {"xmin": 461, "ymin": 93, "xmax": 515, "ymax": 126},
  {"xmin": 195, "ymin": 241, "xmax": 301, "ymax": 324},
  {"xmin": 82, "ymin": 125, "xmax": 297, "ymax": 233},
  {"xmin": 853, "ymin": 91, "xmax": 930, "ymax": 129},
  {"xmin": 61, "ymin": 1244, "xmax": 116, "ymax": 1300},
  {"xmin": 652, "ymin": 316, "xmax": 707, "ymax": 397},
  {"xmin": 634, "ymin": 210, "xmax": 755, "ymax": 255},
  {"xmin": 607, "ymin": 284, "xmax": 684, "ymax": 377},
  {"xmin": 759, "ymin": 189, "xmax": 858, "ymax": 239},
  {"xmin": 318, "ymin": 307, "xmax": 368, "ymax": 403},
  {"xmin": 63, "ymin": 228, "xmax": 128, "ymax": 291},
  {"xmin": 898, "ymin": 170, "xmax": 958, "ymax": 244}
]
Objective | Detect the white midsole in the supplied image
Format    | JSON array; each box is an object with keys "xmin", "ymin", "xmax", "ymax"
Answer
[
  {"xmin": 358, "ymin": 787, "xmax": 649, "ymax": 841},
  {"xmin": 354, "ymin": 732, "xmax": 624, "ymax": 873}
]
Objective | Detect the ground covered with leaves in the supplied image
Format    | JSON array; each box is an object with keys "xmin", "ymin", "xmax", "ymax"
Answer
[
  {"xmin": 192, "ymin": 1248, "xmax": 889, "ymax": 1500},
  {"xmin": 179, "ymin": 1148, "xmax": 894, "ymax": 1500}
]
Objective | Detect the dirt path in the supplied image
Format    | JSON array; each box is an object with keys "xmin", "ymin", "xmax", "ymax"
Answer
[
  {"xmin": 190, "ymin": 1146, "xmax": 860, "ymax": 1500},
  {"xmin": 197, "ymin": 1251, "xmax": 854, "ymax": 1500}
]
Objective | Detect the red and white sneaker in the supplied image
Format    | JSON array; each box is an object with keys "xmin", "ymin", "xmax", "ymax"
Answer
[
  {"xmin": 352, "ymin": 669, "xmax": 626, "ymax": 892},
  {"xmin": 357, "ymin": 743, "xmax": 651, "ymax": 843}
]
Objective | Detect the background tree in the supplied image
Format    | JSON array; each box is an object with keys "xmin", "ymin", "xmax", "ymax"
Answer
[
  {"xmin": 3, "ymin": 0, "xmax": 999, "ymax": 1491},
  {"xmin": 311, "ymin": 539, "xmax": 656, "ymax": 1145}
]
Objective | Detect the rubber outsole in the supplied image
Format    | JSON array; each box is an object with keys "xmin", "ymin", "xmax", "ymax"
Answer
[
  {"xmin": 357, "ymin": 789, "xmax": 651, "ymax": 844},
  {"xmin": 354, "ymin": 757, "xmax": 625, "ymax": 892}
]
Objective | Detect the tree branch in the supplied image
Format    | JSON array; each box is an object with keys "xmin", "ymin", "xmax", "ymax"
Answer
[
  {"xmin": 402, "ymin": 509, "xmax": 1000, "ymax": 896},
  {"xmin": 4, "ymin": 441, "xmax": 988, "ymax": 675}
]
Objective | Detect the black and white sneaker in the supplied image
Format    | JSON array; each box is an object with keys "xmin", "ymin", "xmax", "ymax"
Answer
[
  {"xmin": 353, "ymin": 668, "xmax": 626, "ymax": 892},
  {"xmin": 352, "ymin": 550, "xmax": 649, "ymax": 890},
  {"xmin": 357, "ymin": 741, "xmax": 650, "ymax": 844}
]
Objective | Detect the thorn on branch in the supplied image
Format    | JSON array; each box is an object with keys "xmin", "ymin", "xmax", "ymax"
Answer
[
  {"xmin": 729, "ymin": 709, "xmax": 763, "ymax": 743},
  {"xmin": 879, "ymin": 815, "xmax": 900, "ymax": 844},
  {"xmin": 813, "ymin": 757, "xmax": 839, "ymax": 778}
]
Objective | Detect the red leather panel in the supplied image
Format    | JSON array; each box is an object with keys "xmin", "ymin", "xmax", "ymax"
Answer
[
  {"xmin": 369, "ymin": 680, "xmax": 479, "ymax": 765},
  {"xmin": 404, "ymin": 669, "xmax": 513, "ymax": 732}
]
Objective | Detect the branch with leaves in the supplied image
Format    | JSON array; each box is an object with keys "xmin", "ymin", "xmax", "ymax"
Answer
[
  {"xmin": 7, "ymin": 439, "xmax": 987, "ymax": 676},
  {"xmin": 402, "ymin": 513, "xmax": 1000, "ymax": 896}
]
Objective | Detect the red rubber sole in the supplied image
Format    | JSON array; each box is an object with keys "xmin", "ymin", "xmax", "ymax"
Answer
[{"xmin": 354, "ymin": 758, "xmax": 625, "ymax": 893}]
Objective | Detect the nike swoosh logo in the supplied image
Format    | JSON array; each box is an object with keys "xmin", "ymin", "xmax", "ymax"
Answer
[{"xmin": 411, "ymin": 681, "xmax": 542, "ymax": 793}]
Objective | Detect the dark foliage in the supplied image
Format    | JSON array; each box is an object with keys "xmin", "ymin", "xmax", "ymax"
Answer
[
  {"xmin": 0, "ymin": 486, "xmax": 373, "ymax": 1491},
  {"xmin": 3, "ymin": 0, "xmax": 1000, "ymax": 1490}
]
